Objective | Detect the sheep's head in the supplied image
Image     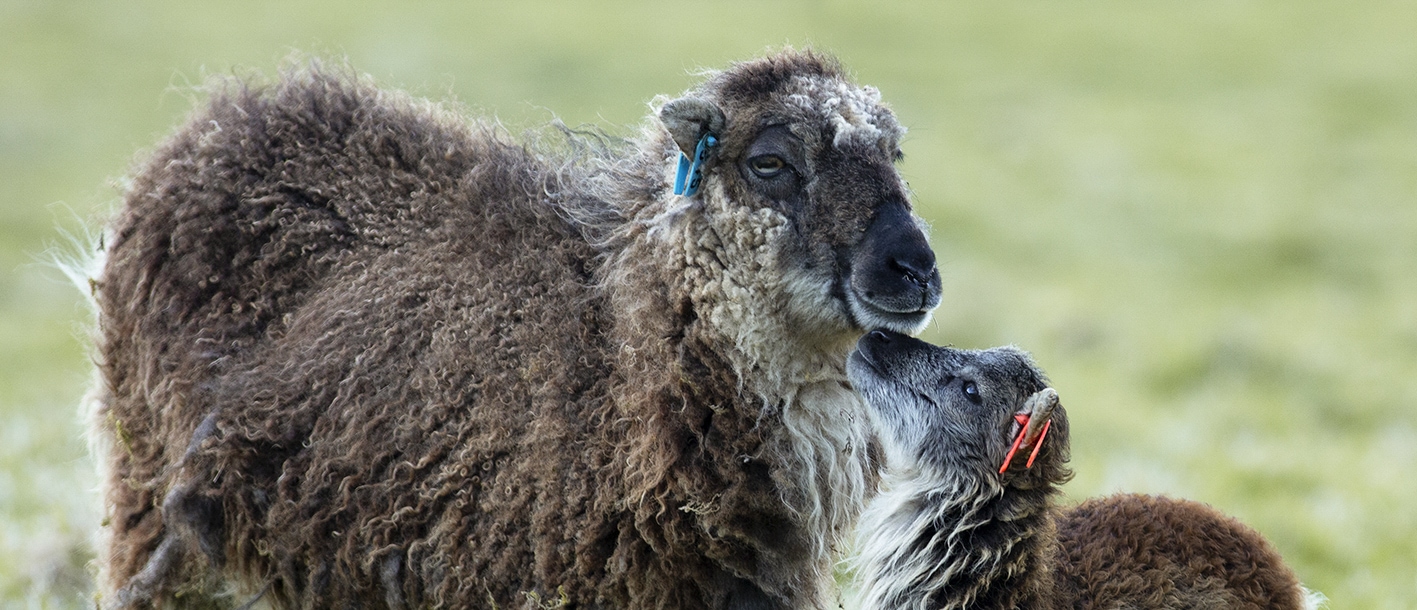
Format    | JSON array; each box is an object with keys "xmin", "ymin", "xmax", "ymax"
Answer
[
  {"xmin": 846, "ymin": 330, "xmax": 1071, "ymax": 488},
  {"xmin": 658, "ymin": 51, "xmax": 941, "ymax": 348}
]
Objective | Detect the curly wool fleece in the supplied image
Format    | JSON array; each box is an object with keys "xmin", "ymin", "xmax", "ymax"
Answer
[{"xmin": 88, "ymin": 50, "xmax": 921, "ymax": 610}]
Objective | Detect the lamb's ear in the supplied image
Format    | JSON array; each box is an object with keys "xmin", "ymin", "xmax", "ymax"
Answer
[{"xmin": 660, "ymin": 97, "xmax": 726, "ymax": 158}]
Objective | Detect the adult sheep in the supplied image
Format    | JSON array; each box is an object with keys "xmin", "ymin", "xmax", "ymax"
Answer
[{"xmin": 88, "ymin": 50, "xmax": 942, "ymax": 610}]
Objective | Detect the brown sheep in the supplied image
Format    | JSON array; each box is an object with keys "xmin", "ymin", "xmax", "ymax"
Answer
[
  {"xmin": 86, "ymin": 50, "xmax": 942, "ymax": 610},
  {"xmin": 846, "ymin": 330, "xmax": 1322, "ymax": 610}
]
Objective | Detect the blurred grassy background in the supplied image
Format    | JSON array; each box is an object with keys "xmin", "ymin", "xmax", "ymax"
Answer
[{"xmin": 2, "ymin": 0, "xmax": 1414, "ymax": 607}]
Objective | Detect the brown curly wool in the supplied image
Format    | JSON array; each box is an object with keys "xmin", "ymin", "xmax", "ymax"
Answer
[
  {"xmin": 1054, "ymin": 494, "xmax": 1310, "ymax": 610},
  {"xmin": 88, "ymin": 50, "xmax": 942, "ymax": 610}
]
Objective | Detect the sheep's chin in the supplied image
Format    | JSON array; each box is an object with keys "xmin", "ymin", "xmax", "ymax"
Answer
[{"xmin": 845, "ymin": 289, "xmax": 933, "ymax": 336}]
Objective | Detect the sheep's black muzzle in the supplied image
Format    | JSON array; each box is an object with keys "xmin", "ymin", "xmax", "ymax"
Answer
[{"xmin": 847, "ymin": 203, "xmax": 941, "ymax": 333}]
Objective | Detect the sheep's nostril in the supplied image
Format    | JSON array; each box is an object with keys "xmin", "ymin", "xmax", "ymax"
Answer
[
  {"xmin": 869, "ymin": 329, "xmax": 892, "ymax": 343},
  {"xmin": 889, "ymin": 255, "xmax": 935, "ymax": 288}
]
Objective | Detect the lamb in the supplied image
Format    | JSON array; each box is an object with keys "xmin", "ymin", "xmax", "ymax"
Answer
[
  {"xmin": 846, "ymin": 330, "xmax": 1318, "ymax": 610},
  {"xmin": 86, "ymin": 50, "xmax": 942, "ymax": 610}
]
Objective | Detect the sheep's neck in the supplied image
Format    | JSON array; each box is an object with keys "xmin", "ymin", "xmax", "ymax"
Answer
[
  {"xmin": 599, "ymin": 185, "xmax": 879, "ymax": 608},
  {"xmin": 858, "ymin": 473, "xmax": 1059, "ymax": 610}
]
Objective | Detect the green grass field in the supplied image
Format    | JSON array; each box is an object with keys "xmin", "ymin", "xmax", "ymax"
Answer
[{"xmin": 3, "ymin": 1, "xmax": 1414, "ymax": 607}]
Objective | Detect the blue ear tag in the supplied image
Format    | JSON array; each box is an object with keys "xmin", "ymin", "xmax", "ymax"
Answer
[{"xmin": 672, "ymin": 133, "xmax": 718, "ymax": 197}]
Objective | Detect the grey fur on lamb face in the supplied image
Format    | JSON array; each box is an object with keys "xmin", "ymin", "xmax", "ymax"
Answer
[{"xmin": 847, "ymin": 329, "xmax": 1065, "ymax": 478}]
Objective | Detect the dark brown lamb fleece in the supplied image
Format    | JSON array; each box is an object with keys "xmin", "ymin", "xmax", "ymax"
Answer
[
  {"xmin": 1055, "ymin": 494, "xmax": 1309, "ymax": 610},
  {"xmin": 90, "ymin": 50, "xmax": 940, "ymax": 610}
]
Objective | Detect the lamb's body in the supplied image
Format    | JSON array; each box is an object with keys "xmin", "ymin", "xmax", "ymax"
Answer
[
  {"xmin": 847, "ymin": 331, "xmax": 1313, "ymax": 610},
  {"xmin": 90, "ymin": 52, "xmax": 942, "ymax": 610},
  {"xmin": 1055, "ymin": 494, "xmax": 1307, "ymax": 609}
]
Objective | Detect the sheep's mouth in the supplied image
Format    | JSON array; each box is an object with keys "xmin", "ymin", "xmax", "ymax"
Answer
[{"xmin": 845, "ymin": 286, "xmax": 938, "ymax": 335}]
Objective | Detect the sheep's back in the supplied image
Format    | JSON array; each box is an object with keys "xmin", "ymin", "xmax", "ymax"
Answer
[
  {"xmin": 95, "ymin": 66, "xmax": 617, "ymax": 607},
  {"xmin": 1052, "ymin": 494, "xmax": 1306, "ymax": 610}
]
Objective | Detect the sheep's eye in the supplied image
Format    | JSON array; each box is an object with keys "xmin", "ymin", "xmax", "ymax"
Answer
[
  {"xmin": 748, "ymin": 155, "xmax": 786, "ymax": 178},
  {"xmin": 961, "ymin": 381, "xmax": 981, "ymax": 404}
]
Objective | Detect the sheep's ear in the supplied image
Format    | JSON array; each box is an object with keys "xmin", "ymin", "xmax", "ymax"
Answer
[{"xmin": 660, "ymin": 97, "xmax": 726, "ymax": 158}]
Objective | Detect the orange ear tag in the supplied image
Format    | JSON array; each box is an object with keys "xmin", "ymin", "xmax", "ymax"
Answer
[
  {"xmin": 1024, "ymin": 419, "xmax": 1052, "ymax": 469},
  {"xmin": 999, "ymin": 414, "xmax": 1031, "ymax": 474}
]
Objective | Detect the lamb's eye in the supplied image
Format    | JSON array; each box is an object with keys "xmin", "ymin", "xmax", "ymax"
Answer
[
  {"xmin": 961, "ymin": 381, "xmax": 981, "ymax": 404},
  {"xmin": 748, "ymin": 155, "xmax": 786, "ymax": 178}
]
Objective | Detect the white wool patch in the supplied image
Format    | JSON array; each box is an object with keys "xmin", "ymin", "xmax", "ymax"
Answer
[
  {"xmin": 1301, "ymin": 586, "xmax": 1328, "ymax": 610},
  {"xmin": 52, "ymin": 219, "xmax": 116, "ymax": 588},
  {"xmin": 778, "ymin": 378, "xmax": 874, "ymax": 603},
  {"xmin": 854, "ymin": 470, "xmax": 1007, "ymax": 610},
  {"xmin": 785, "ymin": 76, "xmax": 901, "ymax": 151}
]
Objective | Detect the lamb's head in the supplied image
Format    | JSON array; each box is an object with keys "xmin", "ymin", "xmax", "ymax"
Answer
[
  {"xmin": 846, "ymin": 330, "xmax": 1071, "ymax": 488},
  {"xmin": 657, "ymin": 50, "xmax": 941, "ymax": 348}
]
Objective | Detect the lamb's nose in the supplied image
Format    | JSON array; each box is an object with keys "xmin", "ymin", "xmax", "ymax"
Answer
[{"xmin": 868, "ymin": 329, "xmax": 895, "ymax": 344}]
